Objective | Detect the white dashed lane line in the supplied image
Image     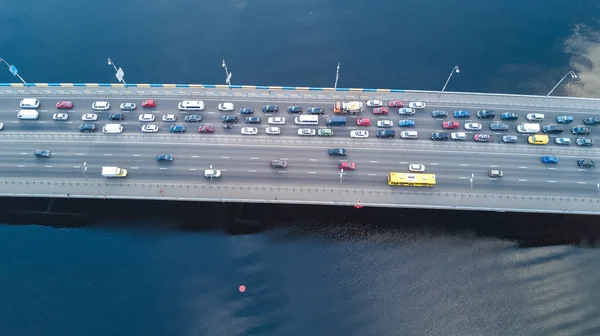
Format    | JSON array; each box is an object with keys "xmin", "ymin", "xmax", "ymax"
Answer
[
  {"xmin": 189, "ymin": 168, "xmax": 197, "ymax": 171},
  {"xmin": 17, "ymin": 165, "xmax": 25, "ymax": 168},
  {"xmin": 250, "ymin": 157, "xmax": 259, "ymax": 160},
  {"xmin": 369, "ymin": 161, "xmax": 378, "ymax": 163},
  {"xmin": 518, "ymin": 166, "xmax": 527, "ymax": 169},
  {"xmin": 430, "ymin": 163, "xmax": 439, "ymax": 166},
  {"xmin": 20, "ymin": 152, "xmax": 27, "ymax": 155},
  {"xmin": 104, "ymin": 154, "xmax": 112, "ymax": 156},
  {"xmin": 45, "ymin": 166, "xmax": 52, "ymax": 168},
  {"xmin": 548, "ymin": 181, "xmax": 556, "ymax": 183},
  {"xmin": 131, "ymin": 167, "xmax": 139, "ymax": 169},
  {"xmin": 308, "ymin": 172, "xmax": 316, "ymax": 174},
  {"xmin": 368, "ymin": 173, "xmax": 377, "ymax": 176},
  {"xmin": 578, "ymin": 181, "xmax": 586, "ymax": 184},
  {"xmin": 249, "ymin": 170, "xmax": 257, "ymax": 172},
  {"xmin": 76, "ymin": 153, "xmax": 85, "ymax": 156},
  {"xmin": 518, "ymin": 179, "xmax": 527, "ymax": 182},
  {"xmin": 191, "ymin": 156, "xmax": 199, "ymax": 158},
  {"xmin": 459, "ymin": 176, "xmax": 467, "ymax": 179},
  {"xmin": 133, "ymin": 154, "xmax": 141, "ymax": 157},
  {"xmin": 159, "ymin": 168, "xmax": 168, "ymax": 170},
  {"xmin": 221, "ymin": 157, "xmax": 229, "ymax": 159},
  {"xmin": 309, "ymin": 159, "xmax": 318, "ymax": 161}
]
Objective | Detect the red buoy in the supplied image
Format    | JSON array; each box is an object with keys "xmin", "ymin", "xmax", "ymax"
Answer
[{"xmin": 239, "ymin": 285, "xmax": 246, "ymax": 293}]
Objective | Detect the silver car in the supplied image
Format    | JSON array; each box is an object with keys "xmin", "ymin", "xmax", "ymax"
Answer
[
  {"xmin": 377, "ymin": 120, "xmax": 394, "ymax": 128},
  {"xmin": 53, "ymin": 113, "xmax": 69, "ymax": 121},
  {"xmin": 555, "ymin": 137, "xmax": 571, "ymax": 145},
  {"xmin": 398, "ymin": 108, "xmax": 416, "ymax": 115}
]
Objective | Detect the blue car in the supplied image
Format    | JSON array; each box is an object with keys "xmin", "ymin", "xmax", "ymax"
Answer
[
  {"xmin": 541, "ymin": 156, "xmax": 559, "ymax": 164},
  {"xmin": 169, "ymin": 125, "xmax": 186, "ymax": 133},
  {"xmin": 454, "ymin": 110, "xmax": 470, "ymax": 118},
  {"xmin": 240, "ymin": 107, "xmax": 254, "ymax": 115},
  {"xmin": 398, "ymin": 119, "xmax": 415, "ymax": 127},
  {"xmin": 156, "ymin": 154, "xmax": 174, "ymax": 162},
  {"xmin": 501, "ymin": 112, "xmax": 518, "ymax": 120},
  {"xmin": 556, "ymin": 116, "xmax": 574, "ymax": 124}
]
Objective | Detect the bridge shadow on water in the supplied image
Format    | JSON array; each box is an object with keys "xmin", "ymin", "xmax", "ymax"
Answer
[{"xmin": 0, "ymin": 196, "xmax": 599, "ymax": 248}]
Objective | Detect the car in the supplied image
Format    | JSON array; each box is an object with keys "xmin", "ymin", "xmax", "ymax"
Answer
[
  {"xmin": 576, "ymin": 137, "xmax": 594, "ymax": 146},
  {"xmin": 542, "ymin": 124, "xmax": 564, "ymax": 134},
  {"xmin": 398, "ymin": 108, "xmax": 416, "ymax": 115},
  {"xmin": 583, "ymin": 117, "xmax": 600, "ymax": 126},
  {"xmin": 270, "ymin": 159, "xmax": 288, "ymax": 169},
  {"xmin": 350, "ymin": 130, "xmax": 369, "ymax": 138},
  {"xmin": 218, "ymin": 103, "xmax": 235, "ymax": 111},
  {"xmin": 328, "ymin": 148, "xmax": 348, "ymax": 156},
  {"xmin": 141, "ymin": 100, "xmax": 156, "ymax": 108},
  {"xmin": 388, "ymin": 100, "xmax": 404, "ymax": 107},
  {"xmin": 265, "ymin": 127, "xmax": 281, "ymax": 135},
  {"xmin": 373, "ymin": 107, "xmax": 389, "ymax": 115},
  {"xmin": 338, "ymin": 161, "xmax": 356, "ymax": 170},
  {"xmin": 239, "ymin": 107, "xmax": 254, "ymax": 115},
  {"xmin": 366, "ymin": 100, "xmax": 383, "ymax": 107},
  {"xmin": 268, "ymin": 117, "xmax": 286, "ymax": 125},
  {"xmin": 357, "ymin": 118, "xmax": 371, "ymax": 126},
  {"xmin": 169, "ymin": 125, "xmax": 186, "ymax": 133},
  {"xmin": 139, "ymin": 114, "xmax": 156, "ymax": 122},
  {"xmin": 92, "ymin": 101, "xmax": 110, "ymax": 110},
  {"xmin": 501, "ymin": 112, "xmax": 518, "ymax": 120},
  {"xmin": 490, "ymin": 122, "xmax": 509, "ymax": 131},
  {"xmin": 556, "ymin": 116, "xmax": 574, "ymax": 124},
  {"xmin": 474, "ymin": 134, "xmax": 490, "ymax": 142},
  {"xmin": 109, "ymin": 113, "xmax": 124, "ymax": 121},
  {"xmin": 377, "ymin": 120, "xmax": 394, "ymax": 128},
  {"xmin": 376, "ymin": 129, "xmax": 395, "ymax": 138},
  {"xmin": 578, "ymin": 159, "xmax": 596, "ymax": 168},
  {"xmin": 432, "ymin": 110, "xmax": 447, "ymax": 118},
  {"xmin": 400, "ymin": 130, "xmax": 418, "ymax": 139},
  {"xmin": 56, "ymin": 101, "xmax": 73, "ymax": 109},
  {"xmin": 162, "ymin": 114, "xmax": 177, "ymax": 122},
  {"xmin": 307, "ymin": 107, "xmax": 325, "ymax": 115},
  {"xmin": 526, "ymin": 113, "xmax": 545, "ymax": 121},
  {"xmin": 408, "ymin": 102, "xmax": 426, "ymax": 109},
  {"xmin": 454, "ymin": 110, "xmax": 470, "ymax": 118},
  {"xmin": 287, "ymin": 106, "xmax": 303, "ymax": 114},
  {"xmin": 318, "ymin": 128, "xmax": 333, "ymax": 136},
  {"xmin": 541, "ymin": 156, "xmax": 559, "ymax": 164},
  {"xmin": 464, "ymin": 122, "xmax": 482, "ymax": 131},
  {"xmin": 204, "ymin": 169, "xmax": 221, "ymax": 178},
  {"xmin": 502, "ymin": 135, "xmax": 518, "ymax": 143},
  {"xmin": 221, "ymin": 115, "xmax": 238, "ymax": 123},
  {"xmin": 398, "ymin": 119, "xmax": 415, "ymax": 127},
  {"xmin": 141, "ymin": 124, "xmax": 159, "ymax": 133},
  {"xmin": 431, "ymin": 132, "xmax": 449, "ymax": 141},
  {"xmin": 245, "ymin": 116, "xmax": 261, "ymax": 124},
  {"xmin": 82, "ymin": 113, "xmax": 98, "ymax": 121},
  {"xmin": 443, "ymin": 121, "xmax": 459, "ymax": 129},
  {"xmin": 241, "ymin": 127, "xmax": 258, "ymax": 135},
  {"xmin": 120, "ymin": 102, "xmax": 136, "ymax": 111},
  {"xmin": 409, "ymin": 164, "xmax": 425, "ymax": 172},
  {"xmin": 34, "ymin": 149, "xmax": 51, "ymax": 158},
  {"xmin": 184, "ymin": 114, "xmax": 202, "ymax": 122},
  {"xmin": 262, "ymin": 105, "xmax": 279, "ymax": 113},
  {"xmin": 78, "ymin": 124, "xmax": 96, "ymax": 132},
  {"xmin": 198, "ymin": 125, "xmax": 215, "ymax": 133},
  {"xmin": 451, "ymin": 132, "xmax": 467, "ymax": 140},
  {"xmin": 156, "ymin": 154, "xmax": 174, "ymax": 162},
  {"xmin": 477, "ymin": 110, "xmax": 495, "ymax": 119},
  {"xmin": 488, "ymin": 169, "xmax": 503, "ymax": 177},
  {"xmin": 298, "ymin": 128, "xmax": 316, "ymax": 136},
  {"xmin": 528, "ymin": 135, "xmax": 549, "ymax": 145},
  {"xmin": 572, "ymin": 126, "xmax": 590, "ymax": 135},
  {"xmin": 52, "ymin": 113, "xmax": 68, "ymax": 121},
  {"xmin": 555, "ymin": 137, "xmax": 571, "ymax": 145}
]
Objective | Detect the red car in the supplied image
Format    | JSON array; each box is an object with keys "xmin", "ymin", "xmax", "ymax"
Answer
[
  {"xmin": 56, "ymin": 101, "xmax": 73, "ymax": 109},
  {"xmin": 443, "ymin": 121, "xmax": 460, "ymax": 129},
  {"xmin": 198, "ymin": 125, "xmax": 215, "ymax": 133},
  {"xmin": 373, "ymin": 107, "xmax": 389, "ymax": 115},
  {"xmin": 357, "ymin": 118, "xmax": 371, "ymax": 126},
  {"xmin": 141, "ymin": 100, "xmax": 156, "ymax": 108},
  {"xmin": 474, "ymin": 134, "xmax": 490, "ymax": 142},
  {"xmin": 388, "ymin": 100, "xmax": 404, "ymax": 108},
  {"xmin": 338, "ymin": 161, "xmax": 356, "ymax": 170}
]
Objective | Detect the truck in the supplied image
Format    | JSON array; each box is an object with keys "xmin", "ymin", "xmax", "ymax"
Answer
[
  {"xmin": 101, "ymin": 166, "xmax": 128, "ymax": 178},
  {"xmin": 333, "ymin": 101, "xmax": 364, "ymax": 114},
  {"xmin": 326, "ymin": 116, "xmax": 347, "ymax": 126}
]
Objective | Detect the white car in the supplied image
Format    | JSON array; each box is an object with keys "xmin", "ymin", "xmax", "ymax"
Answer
[
  {"xmin": 82, "ymin": 113, "xmax": 98, "ymax": 121},
  {"xmin": 377, "ymin": 120, "xmax": 394, "ymax": 128},
  {"xmin": 366, "ymin": 100, "xmax": 383, "ymax": 107},
  {"xmin": 464, "ymin": 122, "xmax": 482, "ymax": 131},
  {"xmin": 139, "ymin": 114, "xmax": 156, "ymax": 122},
  {"xmin": 400, "ymin": 130, "xmax": 418, "ymax": 139},
  {"xmin": 120, "ymin": 102, "xmax": 137, "ymax": 111},
  {"xmin": 268, "ymin": 117, "xmax": 286, "ymax": 125},
  {"xmin": 141, "ymin": 124, "xmax": 159, "ymax": 133},
  {"xmin": 0, "ymin": 122, "xmax": 3, "ymax": 130},
  {"xmin": 555, "ymin": 137, "xmax": 571, "ymax": 145},
  {"xmin": 408, "ymin": 102, "xmax": 426, "ymax": 109},
  {"xmin": 162, "ymin": 114, "xmax": 177, "ymax": 122},
  {"xmin": 53, "ymin": 113, "xmax": 69, "ymax": 121},
  {"xmin": 409, "ymin": 164, "xmax": 426, "ymax": 172},
  {"xmin": 450, "ymin": 132, "xmax": 467, "ymax": 140},
  {"xmin": 298, "ymin": 128, "xmax": 316, "ymax": 136},
  {"xmin": 218, "ymin": 102, "xmax": 235, "ymax": 111},
  {"xmin": 399, "ymin": 108, "xmax": 416, "ymax": 115},
  {"xmin": 92, "ymin": 101, "xmax": 110, "ymax": 110},
  {"xmin": 241, "ymin": 127, "xmax": 258, "ymax": 135},
  {"xmin": 265, "ymin": 127, "xmax": 281, "ymax": 135},
  {"xmin": 526, "ymin": 113, "xmax": 545, "ymax": 121},
  {"xmin": 350, "ymin": 130, "xmax": 369, "ymax": 138}
]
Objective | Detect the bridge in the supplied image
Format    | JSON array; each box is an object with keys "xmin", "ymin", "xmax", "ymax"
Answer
[{"xmin": 1, "ymin": 82, "xmax": 600, "ymax": 215}]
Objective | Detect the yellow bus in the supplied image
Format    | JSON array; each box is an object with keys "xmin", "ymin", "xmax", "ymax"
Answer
[{"xmin": 388, "ymin": 172, "xmax": 436, "ymax": 187}]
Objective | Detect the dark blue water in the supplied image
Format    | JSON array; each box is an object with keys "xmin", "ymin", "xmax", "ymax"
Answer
[{"xmin": 2, "ymin": 0, "xmax": 600, "ymax": 335}]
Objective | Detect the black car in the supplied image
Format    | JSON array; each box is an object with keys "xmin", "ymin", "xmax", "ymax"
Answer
[
  {"xmin": 542, "ymin": 124, "xmax": 564, "ymax": 134},
  {"xmin": 184, "ymin": 114, "xmax": 202, "ymax": 122},
  {"xmin": 307, "ymin": 107, "xmax": 325, "ymax": 115},
  {"xmin": 245, "ymin": 116, "xmax": 261, "ymax": 124},
  {"xmin": 240, "ymin": 107, "xmax": 254, "ymax": 115},
  {"xmin": 502, "ymin": 135, "xmax": 518, "ymax": 143},
  {"xmin": 328, "ymin": 148, "xmax": 348, "ymax": 156},
  {"xmin": 432, "ymin": 110, "xmax": 447, "ymax": 118},
  {"xmin": 572, "ymin": 126, "xmax": 590, "ymax": 135},
  {"xmin": 221, "ymin": 115, "xmax": 238, "ymax": 123},
  {"xmin": 287, "ymin": 106, "xmax": 303, "ymax": 114},
  {"xmin": 583, "ymin": 117, "xmax": 600, "ymax": 126},
  {"xmin": 501, "ymin": 112, "xmax": 518, "ymax": 120},
  {"xmin": 79, "ymin": 124, "xmax": 96, "ymax": 132},
  {"xmin": 477, "ymin": 110, "xmax": 496, "ymax": 119},
  {"xmin": 376, "ymin": 129, "xmax": 395, "ymax": 138},
  {"xmin": 109, "ymin": 113, "xmax": 124, "ymax": 121},
  {"xmin": 270, "ymin": 159, "xmax": 288, "ymax": 169},
  {"xmin": 490, "ymin": 122, "xmax": 509, "ymax": 131},
  {"xmin": 578, "ymin": 159, "xmax": 596, "ymax": 168},
  {"xmin": 34, "ymin": 149, "xmax": 51, "ymax": 157},
  {"xmin": 431, "ymin": 132, "xmax": 450, "ymax": 141},
  {"xmin": 262, "ymin": 105, "xmax": 279, "ymax": 113}
]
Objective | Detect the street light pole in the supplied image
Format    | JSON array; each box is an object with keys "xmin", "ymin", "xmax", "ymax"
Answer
[
  {"xmin": 454, "ymin": 173, "xmax": 474, "ymax": 207},
  {"xmin": 547, "ymin": 71, "xmax": 577, "ymax": 96},
  {"xmin": 0, "ymin": 57, "xmax": 28, "ymax": 86},
  {"xmin": 222, "ymin": 59, "xmax": 232, "ymax": 87},
  {"xmin": 107, "ymin": 57, "xmax": 127, "ymax": 85},
  {"xmin": 439, "ymin": 65, "xmax": 460, "ymax": 97},
  {"xmin": 334, "ymin": 62, "xmax": 340, "ymax": 92}
]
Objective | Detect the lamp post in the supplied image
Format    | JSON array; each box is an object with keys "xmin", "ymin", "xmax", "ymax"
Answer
[
  {"xmin": 107, "ymin": 58, "xmax": 126, "ymax": 85},
  {"xmin": 439, "ymin": 65, "xmax": 460, "ymax": 97},
  {"xmin": 221, "ymin": 59, "xmax": 232, "ymax": 87},
  {"xmin": 83, "ymin": 162, "xmax": 104, "ymax": 196},
  {"xmin": 547, "ymin": 71, "xmax": 577, "ymax": 96},
  {"xmin": 334, "ymin": 62, "xmax": 340, "ymax": 92},
  {"xmin": 454, "ymin": 173, "xmax": 474, "ymax": 207},
  {"xmin": 0, "ymin": 58, "xmax": 28, "ymax": 86}
]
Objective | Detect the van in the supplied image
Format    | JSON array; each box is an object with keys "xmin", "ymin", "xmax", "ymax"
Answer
[
  {"xmin": 376, "ymin": 129, "xmax": 395, "ymax": 138},
  {"xmin": 450, "ymin": 132, "xmax": 467, "ymax": 140},
  {"xmin": 400, "ymin": 130, "xmax": 418, "ymax": 139},
  {"xmin": 102, "ymin": 124, "xmax": 123, "ymax": 134},
  {"xmin": 517, "ymin": 123, "xmax": 540, "ymax": 134},
  {"xmin": 528, "ymin": 134, "xmax": 549, "ymax": 145},
  {"xmin": 178, "ymin": 100, "xmax": 205, "ymax": 111},
  {"xmin": 20, "ymin": 98, "xmax": 40, "ymax": 109},
  {"xmin": 17, "ymin": 110, "xmax": 39, "ymax": 120}
]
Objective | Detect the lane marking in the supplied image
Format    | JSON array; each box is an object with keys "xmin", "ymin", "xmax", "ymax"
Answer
[
  {"xmin": 221, "ymin": 169, "xmax": 228, "ymax": 172},
  {"xmin": 17, "ymin": 165, "xmax": 25, "ymax": 167},
  {"xmin": 278, "ymin": 171, "xmax": 287, "ymax": 173},
  {"xmin": 400, "ymin": 161, "xmax": 408, "ymax": 164},
  {"xmin": 369, "ymin": 161, "xmax": 378, "ymax": 163},
  {"xmin": 45, "ymin": 165, "xmax": 52, "ymax": 168},
  {"xmin": 189, "ymin": 168, "xmax": 197, "ymax": 171},
  {"xmin": 191, "ymin": 155, "xmax": 200, "ymax": 158},
  {"xmin": 430, "ymin": 163, "xmax": 439, "ymax": 165},
  {"xmin": 133, "ymin": 154, "xmax": 141, "ymax": 157},
  {"xmin": 547, "ymin": 167, "xmax": 556, "ymax": 170},
  {"xmin": 309, "ymin": 158, "xmax": 318, "ymax": 161},
  {"xmin": 518, "ymin": 166, "xmax": 527, "ymax": 169},
  {"xmin": 489, "ymin": 178, "xmax": 497, "ymax": 181},
  {"xmin": 489, "ymin": 165, "xmax": 497, "ymax": 167},
  {"xmin": 73, "ymin": 165, "xmax": 81, "ymax": 168},
  {"xmin": 578, "ymin": 181, "xmax": 586, "ymax": 184},
  {"xmin": 104, "ymin": 153, "xmax": 112, "ymax": 156},
  {"xmin": 20, "ymin": 152, "xmax": 27, "ymax": 155},
  {"xmin": 548, "ymin": 180, "xmax": 556, "ymax": 183},
  {"xmin": 131, "ymin": 167, "xmax": 139, "ymax": 169},
  {"xmin": 518, "ymin": 179, "xmax": 527, "ymax": 182},
  {"xmin": 249, "ymin": 170, "xmax": 257, "ymax": 172},
  {"xmin": 368, "ymin": 173, "xmax": 377, "ymax": 176},
  {"xmin": 459, "ymin": 176, "xmax": 467, "ymax": 179},
  {"xmin": 578, "ymin": 169, "xmax": 586, "ymax": 171},
  {"xmin": 159, "ymin": 168, "xmax": 168, "ymax": 170},
  {"xmin": 38, "ymin": 121, "xmax": 46, "ymax": 124},
  {"xmin": 221, "ymin": 156, "xmax": 229, "ymax": 159},
  {"xmin": 460, "ymin": 164, "xmax": 468, "ymax": 167},
  {"xmin": 250, "ymin": 157, "xmax": 259, "ymax": 160},
  {"xmin": 308, "ymin": 171, "xmax": 316, "ymax": 174},
  {"xmin": 280, "ymin": 158, "xmax": 288, "ymax": 160},
  {"xmin": 76, "ymin": 153, "xmax": 85, "ymax": 156}
]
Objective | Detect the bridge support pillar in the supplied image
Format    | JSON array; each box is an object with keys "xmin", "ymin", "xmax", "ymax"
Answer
[{"xmin": 223, "ymin": 203, "xmax": 263, "ymax": 234}]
